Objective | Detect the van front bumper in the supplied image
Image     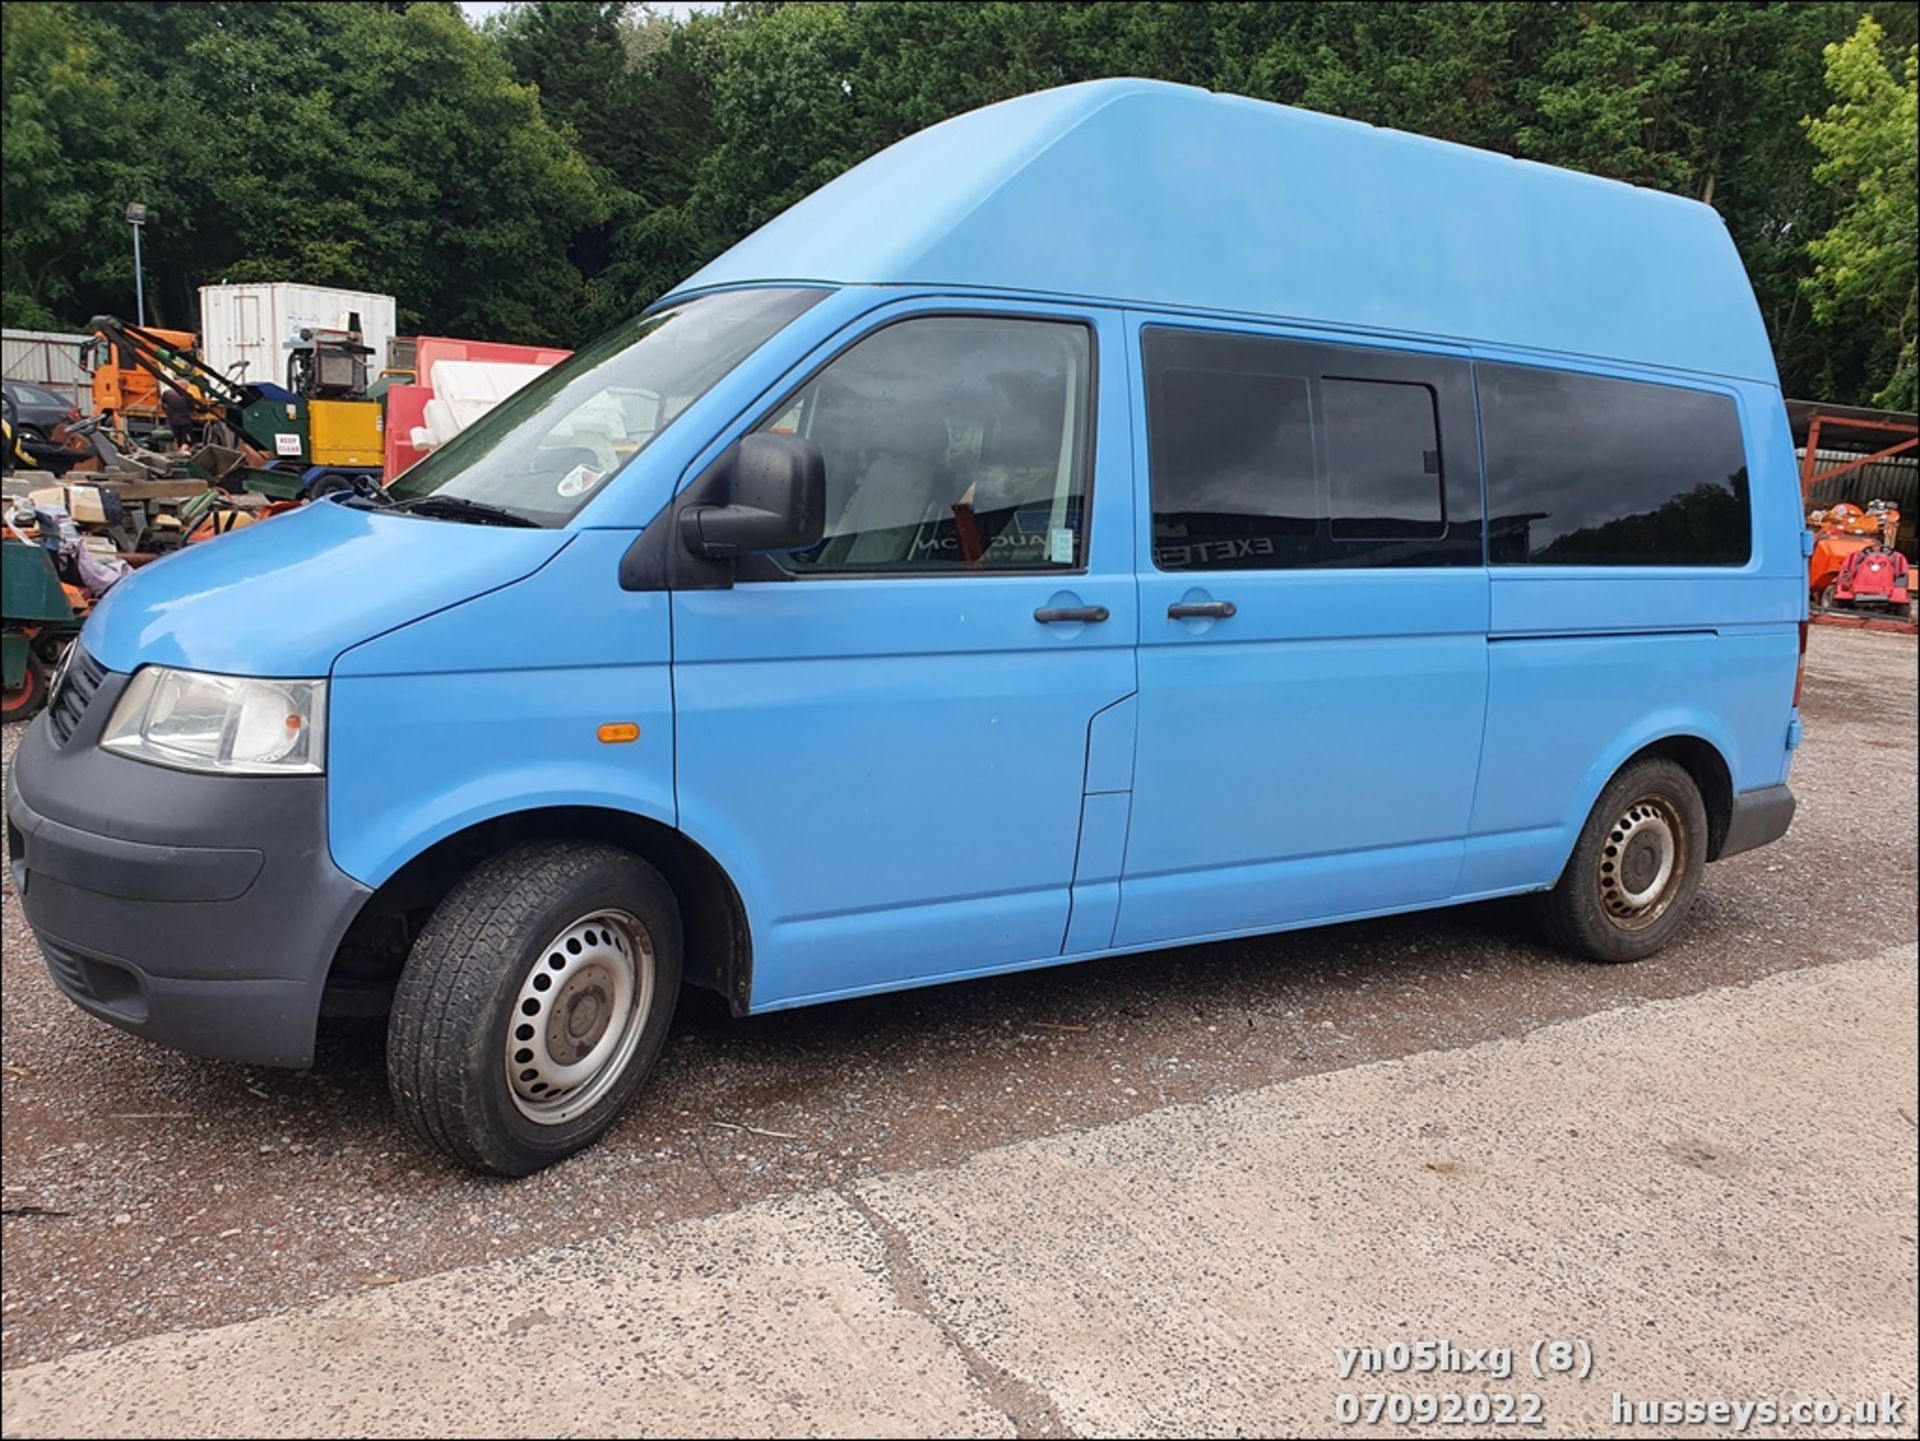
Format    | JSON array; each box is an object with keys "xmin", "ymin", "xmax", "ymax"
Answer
[{"xmin": 4, "ymin": 668, "xmax": 371, "ymax": 1068}]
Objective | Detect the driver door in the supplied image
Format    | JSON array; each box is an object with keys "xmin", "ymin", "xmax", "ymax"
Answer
[{"xmin": 671, "ymin": 301, "xmax": 1137, "ymax": 1010}]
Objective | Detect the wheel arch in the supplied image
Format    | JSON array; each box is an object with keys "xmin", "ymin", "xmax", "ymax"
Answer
[
  {"xmin": 324, "ymin": 805, "xmax": 753, "ymax": 1022},
  {"xmin": 1554, "ymin": 729, "xmax": 1737, "ymax": 887},
  {"xmin": 1636, "ymin": 734, "xmax": 1735, "ymax": 860}
]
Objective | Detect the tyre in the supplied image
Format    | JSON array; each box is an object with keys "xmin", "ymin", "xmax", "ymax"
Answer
[
  {"xmin": 305, "ymin": 471, "xmax": 358, "ymax": 501},
  {"xmin": 2, "ymin": 651, "xmax": 48, "ymax": 722},
  {"xmin": 1535, "ymin": 757, "xmax": 1707, "ymax": 964},
  {"xmin": 387, "ymin": 840, "xmax": 682, "ymax": 1174}
]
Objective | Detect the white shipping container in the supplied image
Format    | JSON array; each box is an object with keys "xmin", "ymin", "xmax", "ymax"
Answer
[
  {"xmin": 198, "ymin": 283, "xmax": 397, "ymax": 392},
  {"xmin": 2, "ymin": 328, "xmax": 93, "ymax": 411}
]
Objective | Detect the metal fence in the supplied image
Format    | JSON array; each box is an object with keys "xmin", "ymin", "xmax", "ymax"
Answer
[
  {"xmin": 1, "ymin": 328, "xmax": 91, "ymax": 411},
  {"xmin": 1798, "ymin": 448, "xmax": 1919, "ymax": 513}
]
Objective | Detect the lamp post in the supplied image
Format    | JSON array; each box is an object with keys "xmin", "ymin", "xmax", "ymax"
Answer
[{"xmin": 125, "ymin": 202, "xmax": 148, "ymax": 327}]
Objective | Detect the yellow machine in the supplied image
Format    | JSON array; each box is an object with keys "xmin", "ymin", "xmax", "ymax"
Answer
[
  {"xmin": 284, "ymin": 326, "xmax": 382, "ymax": 468},
  {"xmin": 307, "ymin": 398, "xmax": 383, "ymax": 467}
]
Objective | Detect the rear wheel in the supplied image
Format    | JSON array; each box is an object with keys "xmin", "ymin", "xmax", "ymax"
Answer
[
  {"xmin": 386, "ymin": 840, "xmax": 682, "ymax": 1174},
  {"xmin": 1536, "ymin": 757, "xmax": 1707, "ymax": 963}
]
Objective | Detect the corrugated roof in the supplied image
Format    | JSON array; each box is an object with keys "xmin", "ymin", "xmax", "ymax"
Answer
[
  {"xmin": 673, "ymin": 79, "xmax": 1777, "ymax": 384},
  {"xmin": 1785, "ymin": 398, "xmax": 1919, "ymax": 450}
]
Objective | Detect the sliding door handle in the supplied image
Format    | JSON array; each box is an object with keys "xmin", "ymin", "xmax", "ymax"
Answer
[
  {"xmin": 1167, "ymin": 600, "xmax": 1236, "ymax": 620},
  {"xmin": 1034, "ymin": 605, "xmax": 1110, "ymax": 624}
]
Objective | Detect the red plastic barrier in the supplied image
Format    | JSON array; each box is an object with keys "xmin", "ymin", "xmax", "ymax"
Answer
[
  {"xmin": 381, "ymin": 336, "xmax": 573, "ymax": 480},
  {"xmin": 382, "ymin": 383, "xmax": 433, "ymax": 479}
]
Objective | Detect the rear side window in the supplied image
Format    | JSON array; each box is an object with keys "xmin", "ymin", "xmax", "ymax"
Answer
[
  {"xmin": 1480, "ymin": 364, "xmax": 1751, "ymax": 566},
  {"xmin": 1144, "ymin": 327, "xmax": 1480, "ymax": 571}
]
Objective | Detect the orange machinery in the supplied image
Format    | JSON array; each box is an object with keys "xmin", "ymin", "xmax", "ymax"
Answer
[
  {"xmin": 1793, "ymin": 401, "xmax": 1917, "ymax": 612},
  {"xmin": 79, "ymin": 324, "xmax": 204, "ymax": 440},
  {"xmin": 1806, "ymin": 500, "xmax": 1901, "ymax": 602}
]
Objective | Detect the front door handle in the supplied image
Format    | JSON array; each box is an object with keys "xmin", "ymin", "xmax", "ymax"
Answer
[
  {"xmin": 1034, "ymin": 605, "xmax": 1110, "ymax": 624},
  {"xmin": 1167, "ymin": 600, "xmax": 1236, "ymax": 620}
]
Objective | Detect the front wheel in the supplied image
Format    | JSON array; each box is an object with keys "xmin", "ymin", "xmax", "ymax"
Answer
[
  {"xmin": 1535, "ymin": 757, "xmax": 1707, "ymax": 963},
  {"xmin": 387, "ymin": 840, "xmax": 682, "ymax": 1174}
]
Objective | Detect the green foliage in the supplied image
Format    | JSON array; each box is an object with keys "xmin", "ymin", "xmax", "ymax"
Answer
[
  {"xmin": 3, "ymin": 1, "xmax": 601, "ymax": 341},
  {"xmin": 1801, "ymin": 15, "xmax": 1918, "ymax": 409},
  {"xmin": 0, "ymin": 3, "xmax": 167, "ymax": 329},
  {"xmin": 2, "ymin": 0, "xmax": 1915, "ymax": 405}
]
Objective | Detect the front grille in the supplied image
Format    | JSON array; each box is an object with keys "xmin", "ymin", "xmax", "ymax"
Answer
[{"xmin": 47, "ymin": 644, "xmax": 108, "ymax": 746}]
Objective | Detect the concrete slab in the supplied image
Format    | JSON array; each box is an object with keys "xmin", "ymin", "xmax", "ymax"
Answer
[
  {"xmin": 0, "ymin": 1190, "xmax": 1013, "ymax": 1439},
  {"xmin": 855, "ymin": 945, "xmax": 1919, "ymax": 1437},
  {"xmin": 4, "ymin": 947, "xmax": 1914, "ymax": 1438}
]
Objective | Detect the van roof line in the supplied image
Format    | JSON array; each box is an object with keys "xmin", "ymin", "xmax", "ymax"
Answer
[{"xmin": 669, "ymin": 79, "xmax": 1776, "ymax": 386}]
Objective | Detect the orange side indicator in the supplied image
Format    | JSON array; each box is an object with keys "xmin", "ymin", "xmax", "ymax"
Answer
[{"xmin": 597, "ymin": 722, "xmax": 641, "ymax": 744}]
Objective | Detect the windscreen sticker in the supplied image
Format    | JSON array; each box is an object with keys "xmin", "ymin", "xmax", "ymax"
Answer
[
  {"xmin": 556, "ymin": 464, "xmax": 603, "ymax": 499},
  {"xmin": 1049, "ymin": 527, "xmax": 1076, "ymax": 565}
]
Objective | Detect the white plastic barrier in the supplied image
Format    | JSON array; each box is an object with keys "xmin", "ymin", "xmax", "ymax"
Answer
[{"xmin": 407, "ymin": 360, "xmax": 551, "ymax": 453}]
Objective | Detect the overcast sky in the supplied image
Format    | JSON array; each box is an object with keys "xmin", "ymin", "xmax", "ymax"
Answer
[{"xmin": 459, "ymin": 1, "xmax": 721, "ymax": 20}]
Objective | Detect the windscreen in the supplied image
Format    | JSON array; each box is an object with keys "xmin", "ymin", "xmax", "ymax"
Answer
[{"xmin": 385, "ymin": 287, "xmax": 825, "ymax": 526}]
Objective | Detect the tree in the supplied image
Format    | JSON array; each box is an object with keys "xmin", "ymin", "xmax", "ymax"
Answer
[
  {"xmin": 1801, "ymin": 14, "xmax": 1918, "ymax": 409},
  {"xmin": 493, "ymin": 2, "xmax": 650, "ymax": 186},
  {"xmin": 5, "ymin": 2, "xmax": 607, "ymax": 343},
  {"xmin": 493, "ymin": 1, "xmax": 722, "ymax": 334},
  {"xmin": 6, "ymin": 0, "xmax": 1918, "ymax": 395},
  {"xmin": 163, "ymin": 2, "xmax": 607, "ymax": 343},
  {"xmin": 0, "ymin": 4, "xmax": 169, "ymax": 328}
]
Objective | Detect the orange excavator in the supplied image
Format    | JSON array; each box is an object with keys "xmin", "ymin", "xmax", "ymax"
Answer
[{"xmin": 78, "ymin": 323, "xmax": 205, "ymax": 444}]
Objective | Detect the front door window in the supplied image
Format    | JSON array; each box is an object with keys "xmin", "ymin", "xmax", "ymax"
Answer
[{"xmin": 765, "ymin": 316, "xmax": 1093, "ymax": 573}]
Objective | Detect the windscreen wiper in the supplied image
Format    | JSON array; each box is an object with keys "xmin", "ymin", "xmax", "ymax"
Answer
[{"xmin": 387, "ymin": 494, "xmax": 541, "ymax": 528}]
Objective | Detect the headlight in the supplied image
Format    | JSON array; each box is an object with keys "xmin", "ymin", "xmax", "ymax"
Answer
[{"xmin": 102, "ymin": 668, "xmax": 326, "ymax": 775}]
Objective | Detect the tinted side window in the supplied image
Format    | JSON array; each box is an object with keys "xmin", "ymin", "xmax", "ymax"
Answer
[
  {"xmin": 1323, "ymin": 378, "xmax": 1444, "ymax": 539},
  {"xmin": 1480, "ymin": 364, "xmax": 1752, "ymax": 566},
  {"xmin": 770, "ymin": 317, "xmax": 1093, "ymax": 574},
  {"xmin": 1150, "ymin": 364, "xmax": 1317, "ymax": 569},
  {"xmin": 1145, "ymin": 327, "xmax": 1480, "ymax": 571}
]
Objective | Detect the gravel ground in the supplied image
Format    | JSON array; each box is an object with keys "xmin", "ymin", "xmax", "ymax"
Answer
[{"xmin": 2, "ymin": 624, "xmax": 1914, "ymax": 1369}]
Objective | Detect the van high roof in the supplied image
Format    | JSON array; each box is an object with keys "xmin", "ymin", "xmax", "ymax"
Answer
[{"xmin": 674, "ymin": 78, "xmax": 1775, "ymax": 385}]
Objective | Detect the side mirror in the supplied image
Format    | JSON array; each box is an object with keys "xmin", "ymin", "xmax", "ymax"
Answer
[{"xmin": 678, "ymin": 433, "xmax": 826, "ymax": 558}]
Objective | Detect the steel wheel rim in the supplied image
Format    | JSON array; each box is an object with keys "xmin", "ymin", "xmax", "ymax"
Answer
[
  {"xmin": 1597, "ymin": 796, "xmax": 1686, "ymax": 930},
  {"xmin": 505, "ymin": 909, "xmax": 653, "ymax": 1125}
]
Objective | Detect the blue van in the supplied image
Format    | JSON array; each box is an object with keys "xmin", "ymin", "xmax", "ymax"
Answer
[{"xmin": 6, "ymin": 81, "xmax": 1803, "ymax": 1173}]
